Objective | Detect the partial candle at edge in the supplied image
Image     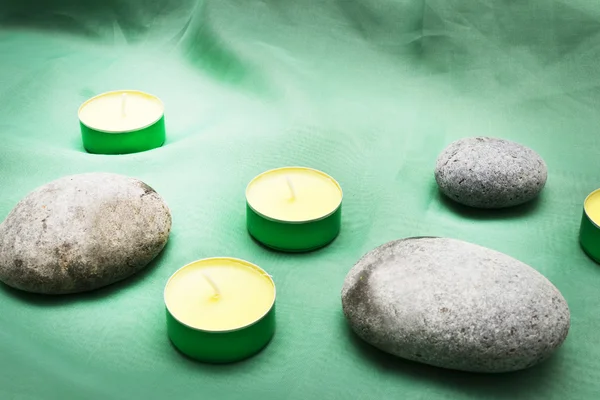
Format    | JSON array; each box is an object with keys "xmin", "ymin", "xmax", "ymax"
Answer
[{"xmin": 580, "ymin": 189, "xmax": 600, "ymax": 263}]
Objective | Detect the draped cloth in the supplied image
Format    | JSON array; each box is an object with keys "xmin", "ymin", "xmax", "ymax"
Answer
[{"xmin": 0, "ymin": 1, "xmax": 598, "ymax": 398}]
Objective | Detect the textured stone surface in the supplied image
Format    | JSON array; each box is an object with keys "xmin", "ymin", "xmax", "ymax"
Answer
[
  {"xmin": 434, "ymin": 137, "xmax": 547, "ymax": 208},
  {"xmin": 0, "ymin": 173, "xmax": 171, "ymax": 294},
  {"xmin": 341, "ymin": 237, "xmax": 570, "ymax": 373}
]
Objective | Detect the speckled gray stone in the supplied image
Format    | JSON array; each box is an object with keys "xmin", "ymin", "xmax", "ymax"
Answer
[
  {"xmin": 434, "ymin": 137, "xmax": 547, "ymax": 208},
  {"xmin": 341, "ymin": 237, "xmax": 570, "ymax": 373},
  {"xmin": 0, "ymin": 173, "xmax": 171, "ymax": 294}
]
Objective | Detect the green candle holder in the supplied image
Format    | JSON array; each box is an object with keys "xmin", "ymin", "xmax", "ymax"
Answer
[
  {"xmin": 246, "ymin": 204, "xmax": 342, "ymax": 252},
  {"xmin": 78, "ymin": 90, "xmax": 166, "ymax": 155},
  {"xmin": 580, "ymin": 189, "xmax": 600, "ymax": 263},
  {"xmin": 164, "ymin": 257, "xmax": 276, "ymax": 363},
  {"xmin": 166, "ymin": 308, "xmax": 276, "ymax": 363},
  {"xmin": 245, "ymin": 167, "xmax": 343, "ymax": 253}
]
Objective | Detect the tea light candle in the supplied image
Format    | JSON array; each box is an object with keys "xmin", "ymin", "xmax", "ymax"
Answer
[
  {"xmin": 580, "ymin": 189, "xmax": 600, "ymax": 263},
  {"xmin": 246, "ymin": 166, "xmax": 343, "ymax": 252},
  {"xmin": 78, "ymin": 90, "xmax": 166, "ymax": 154},
  {"xmin": 164, "ymin": 257, "xmax": 276, "ymax": 363}
]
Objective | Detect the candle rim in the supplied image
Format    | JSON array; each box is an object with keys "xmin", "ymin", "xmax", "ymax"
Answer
[
  {"xmin": 584, "ymin": 188, "xmax": 600, "ymax": 228},
  {"xmin": 164, "ymin": 257, "xmax": 276, "ymax": 333},
  {"xmin": 78, "ymin": 89, "xmax": 164, "ymax": 134},
  {"xmin": 245, "ymin": 166, "xmax": 343, "ymax": 223}
]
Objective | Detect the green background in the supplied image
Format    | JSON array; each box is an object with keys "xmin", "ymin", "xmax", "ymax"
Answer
[{"xmin": 1, "ymin": 0, "xmax": 599, "ymax": 398}]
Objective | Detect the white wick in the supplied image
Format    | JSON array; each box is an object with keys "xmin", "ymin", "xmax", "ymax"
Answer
[
  {"xmin": 285, "ymin": 176, "xmax": 296, "ymax": 200},
  {"xmin": 121, "ymin": 93, "xmax": 127, "ymax": 117},
  {"xmin": 201, "ymin": 272, "xmax": 220, "ymax": 298}
]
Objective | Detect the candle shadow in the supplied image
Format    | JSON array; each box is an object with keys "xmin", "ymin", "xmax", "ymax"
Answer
[
  {"xmin": 434, "ymin": 183, "xmax": 543, "ymax": 220},
  {"xmin": 339, "ymin": 315, "xmax": 564, "ymax": 399},
  {"xmin": 0, "ymin": 240, "xmax": 172, "ymax": 306}
]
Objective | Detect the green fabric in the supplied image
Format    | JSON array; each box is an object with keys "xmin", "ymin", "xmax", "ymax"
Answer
[{"xmin": 1, "ymin": 0, "xmax": 599, "ymax": 398}]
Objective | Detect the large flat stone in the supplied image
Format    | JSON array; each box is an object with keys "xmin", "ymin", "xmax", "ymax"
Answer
[
  {"xmin": 0, "ymin": 172, "xmax": 172, "ymax": 294},
  {"xmin": 341, "ymin": 237, "xmax": 570, "ymax": 373}
]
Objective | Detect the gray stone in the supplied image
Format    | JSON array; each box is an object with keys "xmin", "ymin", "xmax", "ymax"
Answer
[
  {"xmin": 341, "ymin": 237, "xmax": 570, "ymax": 373},
  {"xmin": 0, "ymin": 173, "xmax": 171, "ymax": 294},
  {"xmin": 434, "ymin": 137, "xmax": 547, "ymax": 208}
]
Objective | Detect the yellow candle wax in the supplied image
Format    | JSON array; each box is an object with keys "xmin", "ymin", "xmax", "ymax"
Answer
[
  {"xmin": 585, "ymin": 190, "xmax": 600, "ymax": 226},
  {"xmin": 78, "ymin": 90, "xmax": 164, "ymax": 133},
  {"xmin": 164, "ymin": 258, "xmax": 276, "ymax": 332},
  {"xmin": 246, "ymin": 167, "xmax": 343, "ymax": 222}
]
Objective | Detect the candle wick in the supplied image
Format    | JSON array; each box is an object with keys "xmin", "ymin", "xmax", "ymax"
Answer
[
  {"xmin": 285, "ymin": 176, "xmax": 296, "ymax": 200},
  {"xmin": 201, "ymin": 272, "xmax": 220, "ymax": 298},
  {"xmin": 121, "ymin": 93, "xmax": 127, "ymax": 117}
]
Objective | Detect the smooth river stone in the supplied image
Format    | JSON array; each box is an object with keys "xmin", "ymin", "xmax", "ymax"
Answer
[
  {"xmin": 341, "ymin": 237, "xmax": 570, "ymax": 373},
  {"xmin": 434, "ymin": 137, "xmax": 547, "ymax": 208},
  {"xmin": 0, "ymin": 173, "xmax": 171, "ymax": 294}
]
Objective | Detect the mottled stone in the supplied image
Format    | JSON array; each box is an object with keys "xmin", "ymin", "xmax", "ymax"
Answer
[
  {"xmin": 0, "ymin": 173, "xmax": 171, "ymax": 294},
  {"xmin": 434, "ymin": 137, "xmax": 547, "ymax": 208},
  {"xmin": 341, "ymin": 237, "xmax": 570, "ymax": 373}
]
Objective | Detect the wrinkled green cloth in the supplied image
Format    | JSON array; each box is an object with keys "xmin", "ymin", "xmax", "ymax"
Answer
[{"xmin": 1, "ymin": 1, "xmax": 600, "ymax": 399}]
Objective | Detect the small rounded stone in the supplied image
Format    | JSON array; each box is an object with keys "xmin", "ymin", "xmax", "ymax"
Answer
[
  {"xmin": 434, "ymin": 137, "xmax": 547, "ymax": 208},
  {"xmin": 0, "ymin": 172, "xmax": 172, "ymax": 294},
  {"xmin": 341, "ymin": 237, "xmax": 570, "ymax": 373}
]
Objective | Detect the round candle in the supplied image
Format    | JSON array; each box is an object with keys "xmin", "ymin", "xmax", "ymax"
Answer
[
  {"xmin": 164, "ymin": 257, "xmax": 276, "ymax": 363},
  {"xmin": 580, "ymin": 189, "xmax": 600, "ymax": 263},
  {"xmin": 246, "ymin": 167, "xmax": 343, "ymax": 252},
  {"xmin": 78, "ymin": 90, "xmax": 166, "ymax": 155}
]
